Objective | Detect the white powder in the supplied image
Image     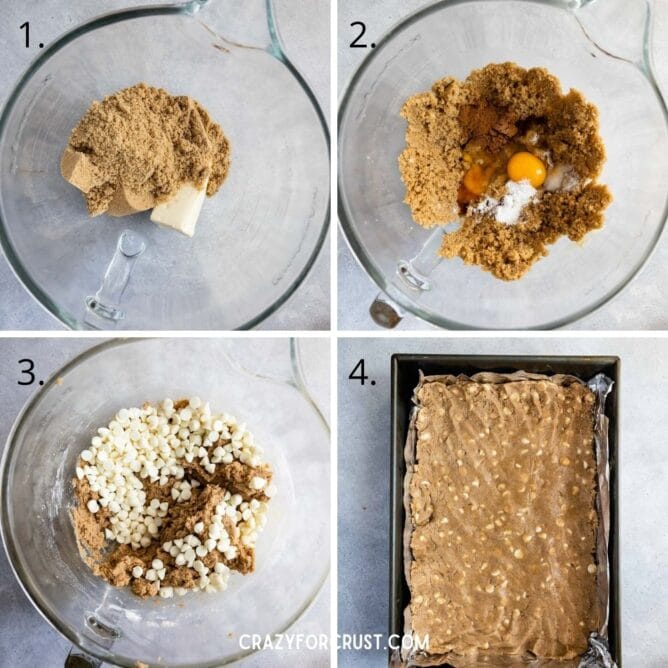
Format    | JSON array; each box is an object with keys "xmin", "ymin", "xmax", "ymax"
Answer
[
  {"xmin": 495, "ymin": 180, "xmax": 536, "ymax": 224},
  {"xmin": 469, "ymin": 180, "xmax": 536, "ymax": 225},
  {"xmin": 562, "ymin": 170, "xmax": 581, "ymax": 192},
  {"xmin": 544, "ymin": 163, "xmax": 580, "ymax": 192},
  {"xmin": 472, "ymin": 196, "xmax": 499, "ymax": 215}
]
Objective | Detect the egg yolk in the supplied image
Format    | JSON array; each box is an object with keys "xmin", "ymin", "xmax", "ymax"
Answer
[
  {"xmin": 463, "ymin": 164, "xmax": 489, "ymax": 195},
  {"xmin": 507, "ymin": 151, "xmax": 546, "ymax": 188}
]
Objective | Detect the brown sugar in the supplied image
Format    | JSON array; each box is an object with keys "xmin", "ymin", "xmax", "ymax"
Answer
[
  {"xmin": 399, "ymin": 63, "xmax": 612, "ymax": 280},
  {"xmin": 440, "ymin": 185, "xmax": 611, "ymax": 280},
  {"xmin": 62, "ymin": 83, "xmax": 230, "ymax": 217}
]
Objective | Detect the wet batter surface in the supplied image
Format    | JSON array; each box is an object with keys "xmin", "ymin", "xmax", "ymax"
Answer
[
  {"xmin": 399, "ymin": 63, "xmax": 611, "ymax": 280},
  {"xmin": 72, "ymin": 398, "xmax": 275, "ymax": 599},
  {"xmin": 408, "ymin": 376, "xmax": 600, "ymax": 662}
]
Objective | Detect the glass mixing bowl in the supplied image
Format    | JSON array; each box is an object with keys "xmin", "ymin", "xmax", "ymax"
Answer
[
  {"xmin": 0, "ymin": 0, "xmax": 329, "ymax": 330},
  {"xmin": 0, "ymin": 338, "xmax": 330, "ymax": 667},
  {"xmin": 339, "ymin": 0, "xmax": 668, "ymax": 329}
]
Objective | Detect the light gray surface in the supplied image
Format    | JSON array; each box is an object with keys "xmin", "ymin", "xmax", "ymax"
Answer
[
  {"xmin": 338, "ymin": 336, "xmax": 668, "ymax": 667},
  {"xmin": 337, "ymin": 0, "xmax": 668, "ymax": 331},
  {"xmin": 0, "ymin": 0, "xmax": 330, "ymax": 331},
  {"xmin": 0, "ymin": 337, "xmax": 330, "ymax": 667}
]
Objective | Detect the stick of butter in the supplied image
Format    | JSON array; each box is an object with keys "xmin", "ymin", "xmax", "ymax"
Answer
[{"xmin": 150, "ymin": 181, "xmax": 208, "ymax": 237}]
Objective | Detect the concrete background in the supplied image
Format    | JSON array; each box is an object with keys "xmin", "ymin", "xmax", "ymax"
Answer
[
  {"xmin": 337, "ymin": 0, "xmax": 668, "ymax": 331},
  {"xmin": 338, "ymin": 336, "xmax": 668, "ymax": 667},
  {"xmin": 0, "ymin": 337, "xmax": 330, "ymax": 667},
  {"xmin": 0, "ymin": 0, "xmax": 330, "ymax": 331}
]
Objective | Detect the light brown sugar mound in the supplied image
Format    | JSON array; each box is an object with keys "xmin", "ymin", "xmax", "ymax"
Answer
[
  {"xmin": 62, "ymin": 83, "xmax": 230, "ymax": 217},
  {"xmin": 399, "ymin": 63, "xmax": 612, "ymax": 280}
]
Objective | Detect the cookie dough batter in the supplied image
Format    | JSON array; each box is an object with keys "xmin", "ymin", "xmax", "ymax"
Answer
[
  {"xmin": 72, "ymin": 398, "xmax": 275, "ymax": 599},
  {"xmin": 399, "ymin": 63, "xmax": 612, "ymax": 280},
  {"xmin": 409, "ymin": 376, "xmax": 600, "ymax": 661}
]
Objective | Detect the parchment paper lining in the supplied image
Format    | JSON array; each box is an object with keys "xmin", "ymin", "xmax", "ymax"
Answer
[{"xmin": 400, "ymin": 371, "xmax": 615, "ymax": 668}]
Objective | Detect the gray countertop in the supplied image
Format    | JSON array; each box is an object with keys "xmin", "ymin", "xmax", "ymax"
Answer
[
  {"xmin": 0, "ymin": 0, "xmax": 330, "ymax": 331},
  {"xmin": 0, "ymin": 337, "xmax": 330, "ymax": 667},
  {"xmin": 338, "ymin": 336, "xmax": 668, "ymax": 667},
  {"xmin": 337, "ymin": 0, "xmax": 668, "ymax": 331}
]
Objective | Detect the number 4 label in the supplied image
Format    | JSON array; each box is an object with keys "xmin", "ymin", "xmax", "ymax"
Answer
[{"xmin": 349, "ymin": 359, "xmax": 376, "ymax": 386}]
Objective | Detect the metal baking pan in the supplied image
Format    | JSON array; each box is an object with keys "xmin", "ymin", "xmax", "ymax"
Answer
[{"xmin": 389, "ymin": 355, "xmax": 621, "ymax": 667}]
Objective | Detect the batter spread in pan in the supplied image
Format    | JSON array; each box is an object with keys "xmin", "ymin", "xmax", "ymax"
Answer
[{"xmin": 408, "ymin": 376, "xmax": 600, "ymax": 661}]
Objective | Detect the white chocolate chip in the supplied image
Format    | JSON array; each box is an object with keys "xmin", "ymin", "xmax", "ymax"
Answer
[{"xmin": 87, "ymin": 499, "xmax": 100, "ymax": 513}]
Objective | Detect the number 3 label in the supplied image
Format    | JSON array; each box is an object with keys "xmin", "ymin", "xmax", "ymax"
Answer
[{"xmin": 18, "ymin": 358, "xmax": 36, "ymax": 385}]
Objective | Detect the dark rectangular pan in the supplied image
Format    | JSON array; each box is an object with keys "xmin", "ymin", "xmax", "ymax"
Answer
[{"xmin": 390, "ymin": 355, "xmax": 621, "ymax": 667}]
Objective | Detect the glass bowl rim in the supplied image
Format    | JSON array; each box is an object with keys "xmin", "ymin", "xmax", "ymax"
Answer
[
  {"xmin": 337, "ymin": 0, "xmax": 668, "ymax": 330},
  {"xmin": 0, "ymin": 1, "xmax": 331, "ymax": 331},
  {"xmin": 0, "ymin": 337, "xmax": 331, "ymax": 667}
]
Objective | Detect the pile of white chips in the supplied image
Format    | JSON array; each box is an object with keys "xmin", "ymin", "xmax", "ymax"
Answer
[{"xmin": 76, "ymin": 397, "xmax": 276, "ymax": 597}]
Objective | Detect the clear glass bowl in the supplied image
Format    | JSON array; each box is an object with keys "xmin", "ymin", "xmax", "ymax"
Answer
[
  {"xmin": 339, "ymin": 0, "xmax": 668, "ymax": 329},
  {"xmin": 0, "ymin": 0, "xmax": 329, "ymax": 330},
  {"xmin": 0, "ymin": 338, "xmax": 330, "ymax": 667}
]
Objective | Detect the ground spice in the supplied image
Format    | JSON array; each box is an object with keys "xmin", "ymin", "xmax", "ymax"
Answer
[
  {"xmin": 61, "ymin": 83, "xmax": 230, "ymax": 217},
  {"xmin": 399, "ymin": 63, "xmax": 611, "ymax": 280}
]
